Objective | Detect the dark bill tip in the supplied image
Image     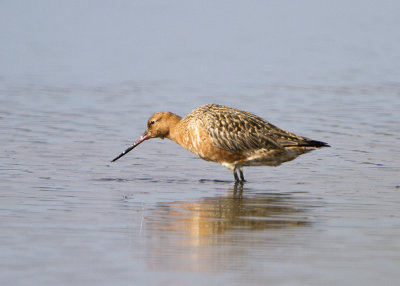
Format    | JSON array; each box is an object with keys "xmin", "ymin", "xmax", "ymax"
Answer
[{"xmin": 111, "ymin": 133, "xmax": 149, "ymax": 162}]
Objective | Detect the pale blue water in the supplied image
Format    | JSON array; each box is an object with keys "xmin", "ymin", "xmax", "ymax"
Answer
[{"xmin": 1, "ymin": 1, "xmax": 400, "ymax": 285}]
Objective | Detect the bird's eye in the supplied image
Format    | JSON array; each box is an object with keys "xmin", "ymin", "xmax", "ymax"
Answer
[{"xmin": 150, "ymin": 120, "xmax": 155, "ymax": 125}]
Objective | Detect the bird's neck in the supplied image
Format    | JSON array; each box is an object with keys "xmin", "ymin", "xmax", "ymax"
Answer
[{"xmin": 166, "ymin": 113, "xmax": 183, "ymax": 143}]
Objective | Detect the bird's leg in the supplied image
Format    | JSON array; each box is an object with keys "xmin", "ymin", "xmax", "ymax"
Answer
[
  {"xmin": 233, "ymin": 169, "xmax": 240, "ymax": 182},
  {"xmin": 228, "ymin": 165, "xmax": 241, "ymax": 182},
  {"xmin": 238, "ymin": 168, "xmax": 246, "ymax": 182}
]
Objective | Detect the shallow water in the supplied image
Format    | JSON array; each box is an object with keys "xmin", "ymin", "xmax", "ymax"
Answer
[{"xmin": 1, "ymin": 1, "xmax": 400, "ymax": 285}]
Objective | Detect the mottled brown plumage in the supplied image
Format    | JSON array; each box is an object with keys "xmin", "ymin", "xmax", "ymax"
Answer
[{"xmin": 111, "ymin": 104, "xmax": 329, "ymax": 182}]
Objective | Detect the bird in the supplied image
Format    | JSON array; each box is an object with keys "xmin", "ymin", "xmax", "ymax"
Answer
[{"xmin": 111, "ymin": 104, "xmax": 329, "ymax": 182}]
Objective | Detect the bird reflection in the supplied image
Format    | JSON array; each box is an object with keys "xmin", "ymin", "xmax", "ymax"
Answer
[
  {"xmin": 143, "ymin": 183, "xmax": 315, "ymax": 272},
  {"xmin": 149, "ymin": 183, "xmax": 310, "ymax": 238}
]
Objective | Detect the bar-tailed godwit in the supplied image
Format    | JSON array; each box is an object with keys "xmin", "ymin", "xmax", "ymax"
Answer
[{"xmin": 111, "ymin": 104, "xmax": 329, "ymax": 182}]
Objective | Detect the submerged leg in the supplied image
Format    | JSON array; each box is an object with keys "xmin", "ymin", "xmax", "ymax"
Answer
[{"xmin": 233, "ymin": 180, "xmax": 244, "ymax": 197}]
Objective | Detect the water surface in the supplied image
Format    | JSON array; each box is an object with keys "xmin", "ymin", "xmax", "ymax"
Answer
[{"xmin": 1, "ymin": 1, "xmax": 400, "ymax": 285}]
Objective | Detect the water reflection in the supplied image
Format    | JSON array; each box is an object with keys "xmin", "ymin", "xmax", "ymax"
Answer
[
  {"xmin": 150, "ymin": 183, "xmax": 310, "ymax": 237},
  {"xmin": 143, "ymin": 183, "xmax": 315, "ymax": 272}
]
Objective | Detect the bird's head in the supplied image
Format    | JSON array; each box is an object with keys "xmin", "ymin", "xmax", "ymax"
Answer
[
  {"xmin": 145, "ymin": 111, "xmax": 175, "ymax": 139},
  {"xmin": 111, "ymin": 111, "xmax": 181, "ymax": 162}
]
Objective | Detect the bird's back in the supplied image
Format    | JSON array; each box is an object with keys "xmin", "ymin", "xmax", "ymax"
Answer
[{"xmin": 184, "ymin": 104, "xmax": 328, "ymax": 153}]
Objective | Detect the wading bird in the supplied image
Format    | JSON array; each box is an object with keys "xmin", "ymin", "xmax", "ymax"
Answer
[{"xmin": 111, "ymin": 104, "xmax": 329, "ymax": 182}]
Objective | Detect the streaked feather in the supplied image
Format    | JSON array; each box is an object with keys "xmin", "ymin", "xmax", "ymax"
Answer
[{"xmin": 186, "ymin": 104, "xmax": 322, "ymax": 152}]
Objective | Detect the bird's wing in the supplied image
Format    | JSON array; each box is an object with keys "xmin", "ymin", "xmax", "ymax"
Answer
[
  {"xmin": 190, "ymin": 104, "xmax": 328, "ymax": 151},
  {"xmin": 200, "ymin": 105, "xmax": 295, "ymax": 152}
]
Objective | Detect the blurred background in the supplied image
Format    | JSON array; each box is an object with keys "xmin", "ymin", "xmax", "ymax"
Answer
[
  {"xmin": 1, "ymin": 1, "xmax": 399, "ymax": 285},
  {"xmin": 2, "ymin": 0, "xmax": 400, "ymax": 87}
]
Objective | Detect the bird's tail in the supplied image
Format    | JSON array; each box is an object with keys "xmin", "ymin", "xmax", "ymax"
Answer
[{"xmin": 296, "ymin": 139, "xmax": 330, "ymax": 148}]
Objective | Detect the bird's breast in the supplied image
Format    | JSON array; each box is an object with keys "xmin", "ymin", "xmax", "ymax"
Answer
[{"xmin": 176, "ymin": 125, "xmax": 243, "ymax": 164}]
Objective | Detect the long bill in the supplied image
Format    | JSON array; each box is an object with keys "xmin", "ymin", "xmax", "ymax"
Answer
[{"xmin": 111, "ymin": 132, "xmax": 149, "ymax": 162}]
